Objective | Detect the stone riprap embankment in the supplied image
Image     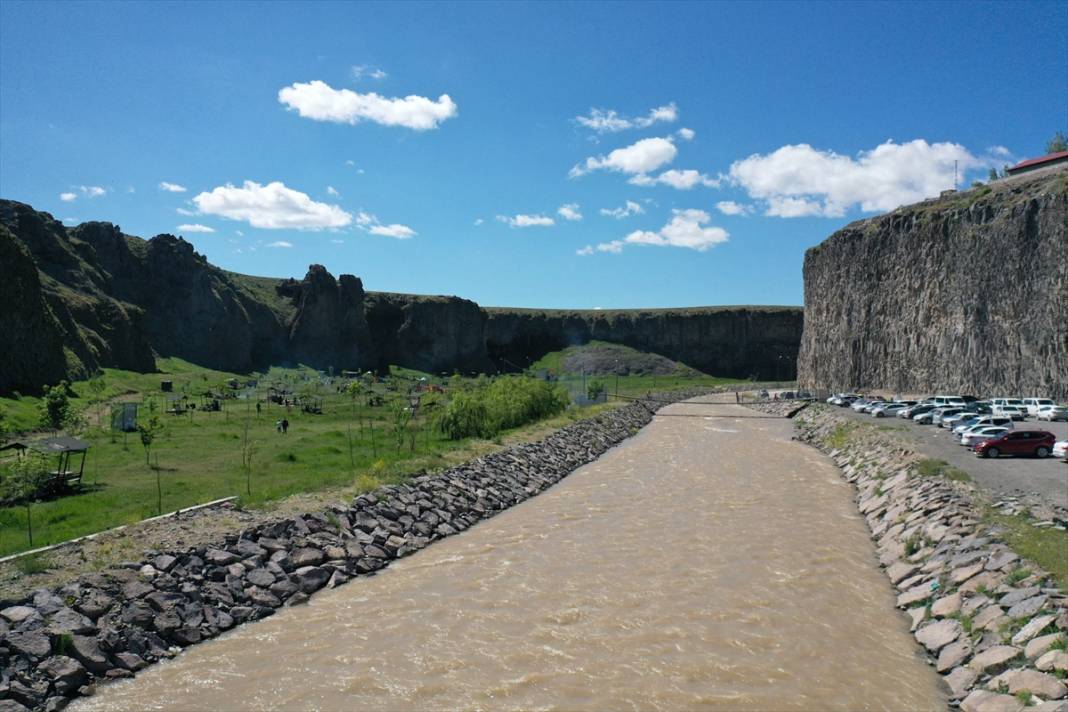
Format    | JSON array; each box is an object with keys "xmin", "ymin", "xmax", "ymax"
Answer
[
  {"xmin": 753, "ymin": 402, "xmax": 1068, "ymax": 711},
  {"xmin": 0, "ymin": 394, "xmax": 701, "ymax": 712}
]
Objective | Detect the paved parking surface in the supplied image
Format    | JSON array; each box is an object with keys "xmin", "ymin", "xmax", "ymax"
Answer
[{"xmin": 834, "ymin": 406, "xmax": 1068, "ymax": 512}]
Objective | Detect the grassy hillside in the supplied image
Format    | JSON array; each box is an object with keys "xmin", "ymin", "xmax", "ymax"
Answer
[{"xmin": 0, "ymin": 358, "xmax": 612, "ymax": 556}]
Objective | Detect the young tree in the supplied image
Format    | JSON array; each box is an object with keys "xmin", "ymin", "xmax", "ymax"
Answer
[
  {"xmin": 4, "ymin": 452, "xmax": 49, "ymax": 546},
  {"xmin": 988, "ymin": 167, "xmax": 1000, "ymax": 181},
  {"xmin": 1046, "ymin": 131, "xmax": 1067, "ymax": 154},
  {"xmin": 240, "ymin": 417, "xmax": 256, "ymax": 496},
  {"xmin": 38, "ymin": 381, "xmax": 72, "ymax": 433},
  {"xmin": 138, "ymin": 415, "xmax": 165, "ymax": 513}
]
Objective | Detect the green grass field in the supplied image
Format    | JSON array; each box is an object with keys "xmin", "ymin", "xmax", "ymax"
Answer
[{"xmin": 0, "ymin": 350, "xmax": 757, "ymax": 557}]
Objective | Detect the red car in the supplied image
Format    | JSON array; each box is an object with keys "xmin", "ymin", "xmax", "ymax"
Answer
[{"xmin": 974, "ymin": 430, "xmax": 1056, "ymax": 459}]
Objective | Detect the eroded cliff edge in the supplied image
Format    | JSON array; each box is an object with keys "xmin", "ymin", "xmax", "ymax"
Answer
[{"xmin": 797, "ymin": 167, "xmax": 1068, "ymax": 399}]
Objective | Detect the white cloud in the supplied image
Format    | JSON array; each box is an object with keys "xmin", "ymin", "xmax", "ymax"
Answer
[
  {"xmin": 677, "ymin": 127, "xmax": 695, "ymax": 141},
  {"xmin": 159, "ymin": 181, "xmax": 187, "ymax": 193},
  {"xmin": 177, "ymin": 223, "xmax": 215, "ymax": 233},
  {"xmin": 176, "ymin": 207, "xmax": 196, "ymax": 216},
  {"xmin": 496, "ymin": 214, "xmax": 555, "ymax": 228},
  {"xmin": 988, "ymin": 145, "xmax": 1012, "ymax": 158},
  {"xmin": 59, "ymin": 192, "xmax": 77, "ymax": 202},
  {"xmin": 352, "ymin": 65, "xmax": 388, "ymax": 80},
  {"xmin": 345, "ymin": 159, "xmax": 355, "ymax": 166},
  {"xmin": 331, "ymin": 238, "xmax": 344, "ymax": 244},
  {"xmin": 575, "ymin": 103, "xmax": 678, "ymax": 133},
  {"xmin": 557, "ymin": 203, "xmax": 582, "ymax": 221},
  {"xmin": 267, "ymin": 241, "xmax": 293, "ymax": 248},
  {"xmin": 278, "ymin": 80, "xmax": 458, "ymax": 130},
  {"xmin": 591, "ymin": 209, "xmax": 728, "ymax": 254},
  {"xmin": 764, "ymin": 197, "xmax": 824, "ymax": 218},
  {"xmin": 62, "ymin": 217, "xmax": 77, "ymax": 224},
  {"xmin": 576, "ymin": 245, "xmax": 594, "ymax": 256},
  {"xmin": 570, "ymin": 136, "xmax": 678, "ymax": 178},
  {"xmin": 236, "ymin": 230, "xmax": 244, "ymax": 236},
  {"xmin": 599, "ymin": 200, "xmax": 644, "ymax": 219},
  {"xmin": 80, "ymin": 186, "xmax": 107, "ymax": 198},
  {"xmin": 715, "ymin": 200, "xmax": 753, "ymax": 216},
  {"xmin": 193, "ymin": 180, "xmax": 352, "ymax": 230},
  {"xmin": 474, "ymin": 218, "xmax": 484, "ymax": 226},
  {"xmin": 729, "ymin": 139, "xmax": 982, "ymax": 217},
  {"xmin": 326, "ymin": 185, "xmax": 340, "ymax": 197},
  {"xmin": 369, "ymin": 223, "xmax": 416, "ymax": 239},
  {"xmin": 355, "ymin": 211, "xmax": 417, "ymax": 239},
  {"xmin": 631, "ymin": 168, "xmax": 721, "ymax": 190}
]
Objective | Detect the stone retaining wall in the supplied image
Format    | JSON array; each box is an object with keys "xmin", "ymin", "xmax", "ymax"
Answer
[
  {"xmin": 0, "ymin": 394, "xmax": 700, "ymax": 712},
  {"xmin": 757, "ymin": 402, "xmax": 1068, "ymax": 711}
]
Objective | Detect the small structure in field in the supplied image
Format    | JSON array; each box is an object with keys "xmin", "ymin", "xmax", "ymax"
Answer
[
  {"xmin": 111, "ymin": 402, "xmax": 138, "ymax": 432},
  {"xmin": 2, "ymin": 436, "xmax": 91, "ymax": 493},
  {"xmin": 160, "ymin": 380, "xmax": 173, "ymax": 392}
]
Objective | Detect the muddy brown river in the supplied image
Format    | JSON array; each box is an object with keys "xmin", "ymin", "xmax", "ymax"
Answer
[{"xmin": 77, "ymin": 398, "xmax": 945, "ymax": 711}]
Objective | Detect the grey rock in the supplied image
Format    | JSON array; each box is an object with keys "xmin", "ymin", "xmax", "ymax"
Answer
[
  {"xmin": 47, "ymin": 608, "xmax": 96, "ymax": 636},
  {"xmin": 1007, "ymin": 595, "xmax": 1048, "ymax": 620},
  {"xmin": 294, "ymin": 566, "xmax": 330, "ymax": 594},
  {"xmin": 38, "ymin": 656, "xmax": 87, "ymax": 695},
  {"xmin": 289, "ymin": 547, "xmax": 325, "ymax": 568},
  {"xmin": 915, "ymin": 619, "xmax": 962, "ymax": 653},
  {"xmin": 5, "ymin": 630, "xmax": 51, "ymax": 660},
  {"xmin": 68, "ymin": 635, "xmax": 110, "ymax": 673}
]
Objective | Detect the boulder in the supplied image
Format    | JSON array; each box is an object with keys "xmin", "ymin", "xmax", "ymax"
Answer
[
  {"xmin": 37, "ymin": 656, "xmax": 87, "ymax": 696},
  {"xmin": 916, "ymin": 619, "xmax": 962, "ymax": 653},
  {"xmin": 988, "ymin": 669, "xmax": 1066, "ymax": 700}
]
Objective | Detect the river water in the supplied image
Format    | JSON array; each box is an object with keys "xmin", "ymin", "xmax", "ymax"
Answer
[{"xmin": 77, "ymin": 397, "xmax": 945, "ymax": 711}]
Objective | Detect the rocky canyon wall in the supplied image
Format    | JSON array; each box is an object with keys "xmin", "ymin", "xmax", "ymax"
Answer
[
  {"xmin": 0, "ymin": 199, "xmax": 803, "ymax": 392},
  {"xmin": 797, "ymin": 167, "xmax": 1068, "ymax": 400}
]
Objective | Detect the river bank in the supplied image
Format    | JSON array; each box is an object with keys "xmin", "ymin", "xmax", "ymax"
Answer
[{"xmin": 751, "ymin": 402, "xmax": 1068, "ymax": 711}]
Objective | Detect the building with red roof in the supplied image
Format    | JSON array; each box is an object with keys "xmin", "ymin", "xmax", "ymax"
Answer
[{"xmin": 1005, "ymin": 150, "xmax": 1068, "ymax": 176}]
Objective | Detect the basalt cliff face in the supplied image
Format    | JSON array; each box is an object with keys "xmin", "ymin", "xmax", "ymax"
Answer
[
  {"xmin": 483, "ymin": 307, "xmax": 802, "ymax": 379},
  {"xmin": 1, "ymin": 199, "xmax": 803, "ymax": 392},
  {"xmin": 797, "ymin": 167, "xmax": 1068, "ymax": 400}
]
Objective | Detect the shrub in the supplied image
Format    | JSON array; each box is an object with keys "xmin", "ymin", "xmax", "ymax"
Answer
[{"xmin": 437, "ymin": 376, "xmax": 568, "ymax": 440}]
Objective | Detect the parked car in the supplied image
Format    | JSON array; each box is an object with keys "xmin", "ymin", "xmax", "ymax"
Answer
[
  {"xmin": 1036, "ymin": 405, "xmax": 1068, "ymax": 422},
  {"xmin": 914, "ymin": 408, "xmax": 946, "ymax": 424},
  {"xmin": 961, "ymin": 426, "xmax": 1010, "ymax": 448},
  {"xmin": 861, "ymin": 401, "xmax": 888, "ymax": 414},
  {"xmin": 1053, "ymin": 440, "xmax": 1068, "ymax": 459},
  {"xmin": 851, "ymin": 399, "xmax": 874, "ymax": 412},
  {"xmin": 872, "ymin": 401, "xmax": 915, "ymax": 417},
  {"xmin": 941, "ymin": 410, "xmax": 980, "ymax": 429},
  {"xmin": 900, "ymin": 403, "xmax": 937, "ymax": 419},
  {"xmin": 932, "ymin": 407, "xmax": 968, "ymax": 426},
  {"xmin": 974, "ymin": 430, "xmax": 1056, "ymax": 459},
  {"xmin": 1022, "ymin": 398, "xmax": 1055, "ymax": 416},
  {"xmin": 953, "ymin": 416, "xmax": 1014, "ymax": 435},
  {"xmin": 991, "ymin": 397, "xmax": 1025, "ymax": 409},
  {"xmin": 992, "ymin": 405, "xmax": 1027, "ymax": 421},
  {"xmin": 929, "ymin": 395, "xmax": 966, "ymax": 406}
]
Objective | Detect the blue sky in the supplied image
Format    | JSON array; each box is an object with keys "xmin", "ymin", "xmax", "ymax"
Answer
[{"xmin": 1, "ymin": 1, "xmax": 1065, "ymax": 308}]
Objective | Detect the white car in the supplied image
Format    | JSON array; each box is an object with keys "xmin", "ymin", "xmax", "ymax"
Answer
[
  {"xmin": 1022, "ymin": 398, "xmax": 1055, "ymax": 416},
  {"xmin": 961, "ymin": 426, "xmax": 1010, "ymax": 448},
  {"xmin": 954, "ymin": 416, "xmax": 1013, "ymax": 435},
  {"xmin": 1053, "ymin": 440, "xmax": 1068, "ymax": 459},
  {"xmin": 1036, "ymin": 405, "xmax": 1068, "ymax": 422},
  {"xmin": 992, "ymin": 405, "xmax": 1027, "ymax": 421}
]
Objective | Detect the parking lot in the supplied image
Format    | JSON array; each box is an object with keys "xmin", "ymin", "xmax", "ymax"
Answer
[{"xmin": 834, "ymin": 406, "xmax": 1068, "ymax": 513}]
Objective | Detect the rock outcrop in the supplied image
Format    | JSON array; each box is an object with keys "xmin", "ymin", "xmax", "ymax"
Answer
[
  {"xmin": 797, "ymin": 167, "xmax": 1068, "ymax": 399},
  {"xmin": 364, "ymin": 292, "xmax": 493, "ymax": 375},
  {"xmin": 0, "ymin": 225, "xmax": 70, "ymax": 394}
]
